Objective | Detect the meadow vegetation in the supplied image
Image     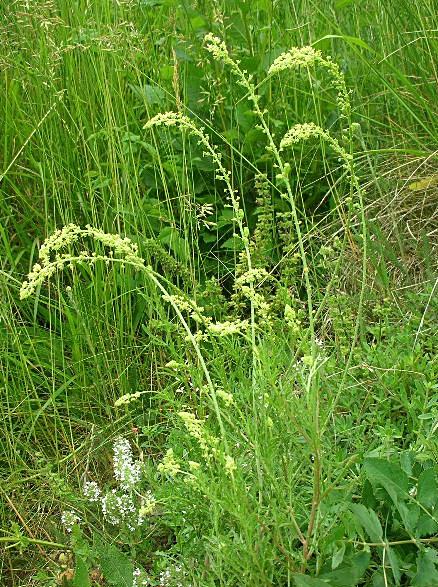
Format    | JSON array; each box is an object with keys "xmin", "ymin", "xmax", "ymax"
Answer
[{"xmin": 0, "ymin": 1, "xmax": 437, "ymax": 585}]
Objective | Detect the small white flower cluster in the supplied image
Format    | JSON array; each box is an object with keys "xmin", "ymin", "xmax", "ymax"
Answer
[
  {"xmin": 61, "ymin": 510, "xmax": 81, "ymax": 533},
  {"xmin": 133, "ymin": 567, "xmax": 150, "ymax": 587},
  {"xmin": 113, "ymin": 437, "xmax": 142, "ymax": 490},
  {"xmin": 101, "ymin": 489, "xmax": 137, "ymax": 529},
  {"xmin": 159, "ymin": 563, "xmax": 186, "ymax": 587},
  {"xmin": 83, "ymin": 480, "xmax": 101, "ymax": 502},
  {"xmin": 82, "ymin": 438, "xmax": 156, "ymax": 533}
]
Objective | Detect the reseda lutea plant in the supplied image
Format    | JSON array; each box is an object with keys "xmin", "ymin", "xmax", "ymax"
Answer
[{"xmin": 19, "ymin": 35, "xmax": 368, "ymax": 585}]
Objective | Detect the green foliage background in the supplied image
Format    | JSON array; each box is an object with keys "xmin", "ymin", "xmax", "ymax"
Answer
[{"xmin": 0, "ymin": 0, "xmax": 437, "ymax": 585}]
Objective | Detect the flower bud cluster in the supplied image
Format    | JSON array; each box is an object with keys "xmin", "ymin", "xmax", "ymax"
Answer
[
  {"xmin": 279, "ymin": 123, "xmax": 352, "ymax": 170},
  {"xmin": 268, "ymin": 46, "xmax": 351, "ymax": 119},
  {"xmin": 20, "ymin": 224, "xmax": 145, "ymax": 299}
]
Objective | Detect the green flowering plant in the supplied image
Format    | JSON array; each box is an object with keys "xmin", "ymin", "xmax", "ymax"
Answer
[{"xmin": 17, "ymin": 34, "xmax": 371, "ymax": 586}]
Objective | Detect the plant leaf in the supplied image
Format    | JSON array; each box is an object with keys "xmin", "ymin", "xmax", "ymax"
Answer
[
  {"xmin": 350, "ymin": 504, "xmax": 383, "ymax": 542},
  {"xmin": 364, "ymin": 458, "xmax": 409, "ymax": 507},
  {"xmin": 387, "ymin": 546, "xmax": 401, "ymax": 586},
  {"xmin": 319, "ymin": 551, "xmax": 371, "ymax": 586},
  {"xmin": 95, "ymin": 540, "xmax": 133, "ymax": 587},
  {"xmin": 412, "ymin": 549, "xmax": 438, "ymax": 586},
  {"xmin": 293, "ymin": 575, "xmax": 332, "ymax": 586},
  {"xmin": 72, "ymin": 556, "xmax": 91, "ymax": 587},
  {"xmin": 417, "ymin": 468, "xmax": 438, "ymax": 509},
  {"xmin": 332, "ymin": 542, "xmax": 346, "ymax": 570}
]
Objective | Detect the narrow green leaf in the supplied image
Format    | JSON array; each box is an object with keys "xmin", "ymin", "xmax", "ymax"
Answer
[
  {"xmin": 387, "ymin": 547, "xmax": 401, "ymax": 586},
  {"xmin": 293, "ymin": 575, "xmax": 332, "ymax": 586},
  {"xmin": 314, "ymin": 34, "xmax": 374, "ymax": 53},
  {"xmin": 72, "ymin": 556, "xmax": 91, "ymax": 587},
  {"xmin": 332, "ymin": 542, "xmax": 346, "ymax": 570}
]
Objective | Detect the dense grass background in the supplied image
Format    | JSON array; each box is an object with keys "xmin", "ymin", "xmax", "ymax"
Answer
[{"xmin": 1, "ymin": 1, "xmax": 437, "ymax": 585}]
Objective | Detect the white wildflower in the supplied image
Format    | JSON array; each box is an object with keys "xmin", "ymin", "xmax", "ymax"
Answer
[
  {"xmin": 133, "ymin": 567, "xmax": 149, "ymax": 587},
  {"xmin": 101, "ymin": 489, "xmax": 136, "ymax": 527},
  {"xmin": 61, "ymin": 510, "xmax": 81, "ymax": 533},
  {"xmin": 83, "ymin": 480, "xmax": 101, "ymax": 502},
  {"xmin": 113, "ymin": 437, "xmax": 142, "ymax": 490}
]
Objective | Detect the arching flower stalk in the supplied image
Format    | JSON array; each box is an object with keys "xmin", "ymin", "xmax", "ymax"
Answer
[
  {"xmin": 144, "ymin": 110, "xmax": 258, "ymax": 368},
  {"xmin": 20, "ymin": 224, "xmax": 228, "ymax": 449}
]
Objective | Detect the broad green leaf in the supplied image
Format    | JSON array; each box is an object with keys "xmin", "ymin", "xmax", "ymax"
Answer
[
  {"xmin": 400, "ymin": 451, "xmax": 414, "ymax": 476},
  {"xmin": 418, "ymin": 468, "xmax": 438, "ymax": 509},
  {"xmin": 95, "ymin": 540, "xmax": 133, "ymax": 587},
  {"xmin": 221, "ymin": 236, "xmax": 244, "ymax": 251},
  {"xmin": 350, "ymin": 504, "xmax": 383, "ymax": 542},
  {"xmin": 397, "ymin": 501, "xmax": 420, "ymax": 534},
  {"xmin": 416, "ymin": 514, "xmax": 438, "ymax": 537},
  {"xmin": 190, "ymin": 15, "xmax": 206, "ymax": 31},
  {"xmin": 332, "ymin": 542, "xmax": 346, "ymax": 570},
  {"xmin": 129, "ymin": 83, "xmax": 166, "ymax": 105},
  {"xmin": 159, "ymin": 226, "xmax": 188, "ymax": 262},
  {"xmin": 412, "ymin": 549, "xmax": 438, "ymax": 586},
  {"xmin": 319, "ymin": 551, "xmax": 371, "ymax": 586},
  {"xmin": 364, "ymin": 458, "xmax": 409, "ymax": 507}
]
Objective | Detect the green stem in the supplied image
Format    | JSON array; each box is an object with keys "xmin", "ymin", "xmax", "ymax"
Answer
[{"xmin": 0, "ymin": 535, "xmax": 68, "ymax": 549}]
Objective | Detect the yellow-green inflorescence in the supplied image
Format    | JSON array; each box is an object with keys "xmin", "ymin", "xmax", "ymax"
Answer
[
  {"xmin": 20, "ymin": 223, "xmax": 145, "ymax": 300},
  {"xmin": 279, "ymin": 122, "xmax": 353, "ymax": 169},
  {"xmin": 268, "ymin": 45, "xmax": 351, "ymax": 120}
]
